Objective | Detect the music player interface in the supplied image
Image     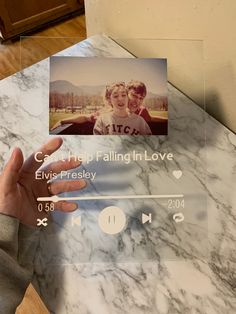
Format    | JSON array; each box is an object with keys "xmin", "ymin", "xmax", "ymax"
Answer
[
  {"xmin": 0, "ymin": 55, "xmax": 207, "ymax": 266},
  {"xmin": 34, "ymin": 136, "xmax": 207, "ymax": 263}
]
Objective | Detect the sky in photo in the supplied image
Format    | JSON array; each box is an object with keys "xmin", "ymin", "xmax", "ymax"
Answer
[{"xmin": 50, "ymin": 57, "xmax": 167, "ymax": 95}]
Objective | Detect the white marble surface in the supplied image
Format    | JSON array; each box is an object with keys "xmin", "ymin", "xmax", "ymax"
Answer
[{"xmin": 0, "ymin": 35, "xmax": 235, "ymax": 314}]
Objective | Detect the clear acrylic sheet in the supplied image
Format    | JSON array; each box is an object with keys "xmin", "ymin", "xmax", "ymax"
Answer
[{"xmin": 18, "ymin": 36, "xmax": 207, "ymax": 263}]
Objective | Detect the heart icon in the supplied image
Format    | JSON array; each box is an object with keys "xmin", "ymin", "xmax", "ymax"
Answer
[{"xmin": 173, "ymin": 170, "xmax": 182, "ymax": 179}]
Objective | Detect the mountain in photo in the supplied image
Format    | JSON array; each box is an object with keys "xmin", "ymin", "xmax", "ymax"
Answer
[{"xmin": 50, "ymin": 80, "xmax": 104, "ymax": 95}]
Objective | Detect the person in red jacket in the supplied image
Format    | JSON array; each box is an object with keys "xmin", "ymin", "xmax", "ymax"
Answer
[{"xmin": 126, "ymin": 80, "xmax": 152, "ymax": 122}]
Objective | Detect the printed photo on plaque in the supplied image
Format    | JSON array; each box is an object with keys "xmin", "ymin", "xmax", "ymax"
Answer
[{"xmin": 49, "ymin": 57, "xmax": 168, "ymax": 135}]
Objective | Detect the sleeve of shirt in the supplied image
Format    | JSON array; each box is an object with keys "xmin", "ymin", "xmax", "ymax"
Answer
[
  {"xmin": 140, "ymin": 118, "xmax": 152, "ymax": 135},
  {"xmin": 145, "ymin": 122, "xmax": 152, "ymax": 135},
  {"xmin": 0, "ymin": 214, "xmax": 40, "ymax": 314},
  {"xmin": 93, "ymin": 116, "xmax": 103, "ymax": 135}
]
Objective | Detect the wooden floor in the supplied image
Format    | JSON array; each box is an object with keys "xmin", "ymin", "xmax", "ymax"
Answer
[
  {"xmin": 0, "ymin": 14, "xmax": 86, "ymax": 314},
  {"xmin": 0, "ymin": 14, "xmax": 87, "ymax": 80},
  {"xmin": 16, "ymin": 284, "xmax": 50, "ymax": 314}
]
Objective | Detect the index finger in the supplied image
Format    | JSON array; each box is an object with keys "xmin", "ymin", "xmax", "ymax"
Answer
[{"xmin": 21, "ymin": 137, "xmax": 63, "ymax": 174}]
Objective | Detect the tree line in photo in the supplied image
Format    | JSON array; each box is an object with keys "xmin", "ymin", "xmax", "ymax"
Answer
[{"xmin": 49, "ymin": 91, "xmax": 168, "ymax": 114}]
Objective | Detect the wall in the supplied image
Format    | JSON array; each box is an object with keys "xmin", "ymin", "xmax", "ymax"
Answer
[{"xmin": 85, "ymin": 0, "xmax": 236, "ymax": 132}]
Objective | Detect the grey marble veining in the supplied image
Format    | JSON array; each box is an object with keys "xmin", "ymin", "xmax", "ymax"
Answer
[{"xmin": 0, "ymin": 35, "xmax": 235, "ymax": 314}]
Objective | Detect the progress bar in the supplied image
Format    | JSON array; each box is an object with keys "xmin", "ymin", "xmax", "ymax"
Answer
[{"xmin": 37, "ymin": 194, "xmax": 184, "ymax": 203}]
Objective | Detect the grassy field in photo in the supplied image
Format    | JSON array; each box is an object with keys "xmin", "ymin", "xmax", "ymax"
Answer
[{"xmin": 49, "ymin": 111, "xmax": 168, "ymax": 130}]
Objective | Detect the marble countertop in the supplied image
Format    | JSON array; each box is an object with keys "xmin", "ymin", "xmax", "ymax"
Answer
[{"xmin": 0, "ymin": 35, "xmax": 235, "ymax": 314}]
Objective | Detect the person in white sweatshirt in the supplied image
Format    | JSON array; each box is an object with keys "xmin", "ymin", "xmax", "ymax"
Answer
[{"xmin": 93, "ymin": 82, "xmax": 152, "ymax": 135}]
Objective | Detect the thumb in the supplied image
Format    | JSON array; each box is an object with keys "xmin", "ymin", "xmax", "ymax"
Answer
[{"xmin": 1, "ymin": 148, "xmax": 24, "ymax": 190}]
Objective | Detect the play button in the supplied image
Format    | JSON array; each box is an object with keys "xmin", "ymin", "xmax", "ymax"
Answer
[{"xmin": 98, "ymin": 206, "xmax": 126, "ymax": 235}]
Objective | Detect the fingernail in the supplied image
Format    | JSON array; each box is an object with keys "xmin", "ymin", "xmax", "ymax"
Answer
[
  {"xmin": 72, "ymin": 203, "xmax": 78, "ymax": 211},
  {"xmin": 11, "ymin": 147, "xmax": 20, "ymax": 161},
  {"xmin": 63, "ymin": 202, "xmax": 77, "ymax": 211},
  {"xmin": 71, "ymin": 159, "xmax": 81, "ymax": 167},
  {"xmin": 81, "ymin": 180, "xmax": 87, "ymax": 188}
]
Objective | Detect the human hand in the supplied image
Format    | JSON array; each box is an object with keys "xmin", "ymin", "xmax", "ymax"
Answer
[{"xmin": 0, "ymin": 138, "xmax": 86, "ymax": 226}]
